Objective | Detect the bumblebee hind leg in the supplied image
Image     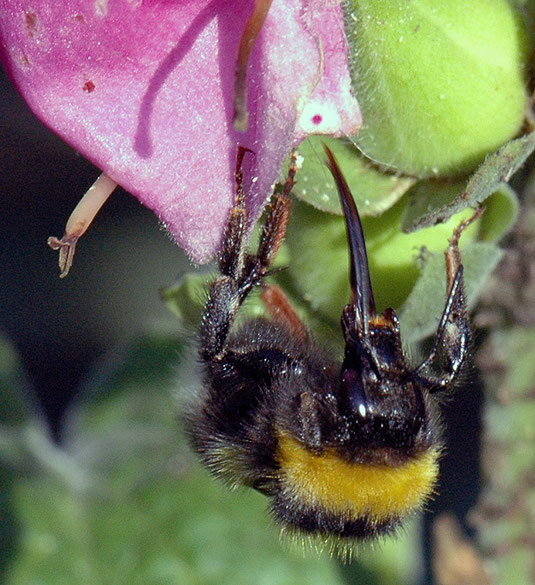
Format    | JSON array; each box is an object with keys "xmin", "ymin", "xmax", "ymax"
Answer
[{"xmin": 199, "ymin": 148, "xmax": 297, "ymax": 362}]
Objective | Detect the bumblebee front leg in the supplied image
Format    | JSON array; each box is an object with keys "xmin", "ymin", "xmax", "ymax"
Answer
[
  {"xmin": 415, "ymin": 205, "xmax": 484, "ymax": 390},
  {"xmin": 199, "ymin": 149, "xmax": 297, "ymax": 362},
  {"xmin": 444, "ymin": 204, "xmax": 485, "ymax": 293}
]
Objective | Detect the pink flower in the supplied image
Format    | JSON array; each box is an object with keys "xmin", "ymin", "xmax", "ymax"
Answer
[{"xmin": 0, "ymin": 0, "xmax": 360, "ymax": 267}]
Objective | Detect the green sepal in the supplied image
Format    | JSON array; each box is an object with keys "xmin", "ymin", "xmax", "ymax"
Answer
[
  {"xmin": 343, "ymin": 0, "xmax": 531, "ymax": 177},
  {"xmin": 285, "ymin": 197, "xmax": 482, "ymax": 328},
  {"xmin": 290, "ymin": 136, "xmax": 416, "ymax": 216}
]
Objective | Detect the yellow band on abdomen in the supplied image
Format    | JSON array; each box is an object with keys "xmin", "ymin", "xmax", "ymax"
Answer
[{"xmin": 277, "ymin": 432, "xmax": 439, "ymax": 523}]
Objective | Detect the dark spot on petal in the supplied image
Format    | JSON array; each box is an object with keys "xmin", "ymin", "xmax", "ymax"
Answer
[
  {"xmin": 25, "ymin": 12, "xmax": 37, "ymax": 37},
  {"xmin": 74, "ymin": 13, "xmax": 85, "ymax": 23},
  {"xmin": 83, "ymin": 81, "xmax": 95, "ymax": 93},
  {"xmin": 312, "ymin": 114, "xmax": 323, "ymax": 125}
]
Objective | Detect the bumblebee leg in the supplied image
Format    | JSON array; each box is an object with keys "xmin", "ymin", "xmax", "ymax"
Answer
[
  {"xmin": 218, "ymin": 146, "xmax": 252, "ymax": 280},
  {"xmin": 256, "ymin": 153, "xmax": 297, "ymax": 268},
  {"xmin": 415, "ymin": 205, "xmax": 484, "ymax": 391},
  {"xmin": 199, "ymin": 148, "xmax": 253, "ymax": 361},
  {"xmin": 200, "ymin": 149, "xmax": 298, "ymax": 361},
  {"xmin": 444, "ymin": 204, "xmax": 485, "ymax": 293},
  {"xmin": 261, "ymin": 284, "xmax": 309, "ymax": 341},
  {"xmin": 236, "ymin": 149, "xmax": 297, "ymax": 302},
  {"xmin": 414, "ymin": 268, "xmax": 470, "ymax": 390},
  {"xmin": 223, "ymin": 148, "xmax": 298, "ymax": 308}
]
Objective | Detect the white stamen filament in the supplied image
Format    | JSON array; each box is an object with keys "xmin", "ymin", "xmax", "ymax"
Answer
[{"xmin": 47, "ymin": 173, "xmax": 118, "ymax": 278}]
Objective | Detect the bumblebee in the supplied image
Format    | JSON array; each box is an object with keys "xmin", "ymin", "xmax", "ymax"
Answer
[{"xmin": 185, "ymin": 146, "xmax": 476, "ymax": 554}]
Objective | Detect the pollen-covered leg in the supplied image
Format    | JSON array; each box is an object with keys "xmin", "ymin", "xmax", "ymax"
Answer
[
  {"xmin": 217, "ymin": 146, "xmax": 250, "ymax": 281},
  {"xmin": 199, "ymin": 147, "xmax": 250, "ymax": 361},
  {"xmin": 242, "ymin": 148, "xmax": 297, "ymax": 294}
]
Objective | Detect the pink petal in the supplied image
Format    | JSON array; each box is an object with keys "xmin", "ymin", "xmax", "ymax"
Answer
[
  {"xmin": 0, "ymin": 0, "xmax": 360, "ymax": 262},
  {"xmin": 295, "ymin": 1, "xmax": 362, "ymax": 139}
]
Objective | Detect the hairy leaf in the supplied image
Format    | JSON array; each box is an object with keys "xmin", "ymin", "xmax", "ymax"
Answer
[
  {"xmin": 2, "ymin": 336, "xmax": 345, "ymax": 585},
  {"xmin": 403, "ymin": 132, "xmax": 535, "ymax": 232}
]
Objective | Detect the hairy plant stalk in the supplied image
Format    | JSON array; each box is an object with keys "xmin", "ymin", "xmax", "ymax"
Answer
[{"xmin": 473, "ymin": 176, "xmax": 535, "ymax": 585}]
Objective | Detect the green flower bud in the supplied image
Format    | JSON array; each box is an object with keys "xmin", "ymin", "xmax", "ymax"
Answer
[{"xmin": 344, "ymin": 0, "xmax": 531, "ymax": 177}]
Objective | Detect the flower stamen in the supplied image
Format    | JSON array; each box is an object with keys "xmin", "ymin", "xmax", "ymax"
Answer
[
  {"xmin": 47, "ymin": 173, "xmax": 118, "ymax": 278},
  {"xmin": 233, "ymin": 0, "xmax": 274, "ymax": 132}
]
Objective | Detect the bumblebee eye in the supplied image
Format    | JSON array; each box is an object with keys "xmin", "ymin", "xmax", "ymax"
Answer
[{"xmin": 342, "ymin": 368, "xmax": 367, "ymax": 420}]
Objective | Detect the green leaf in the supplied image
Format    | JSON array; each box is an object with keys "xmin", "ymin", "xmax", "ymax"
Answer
[
  {"xmin": 161, "ymin": 272, "xmax": 209, "ymax": 329},
  {"xmin": 6, "ymin": 462, "xmax": 346, "ymax": 585},
  {"xmin": 285, "ymin": 197, "xmax": 482, "ymax": 328},
  {"xmin": 0, "ymin": 335, "xmax": 52, "ymax": 475},
  {"xmin": 403, "ymin": 178, "xmax": 520, "ymax": 242},
  {"xmin": 0, "ymin": 337, "xmax": 53, "ymax": 582},
  {"xmin": 478, "ymin": 325, "xmax": 535, "ymax": 584},
  {"xmin": 400, "ymin": 242, "xmax": 504, "ymax": 344},
  {"xmin": 478, "ymin": 184, "xmax": 520, "ymax": 242},
  {"xmin": 402, "ymin": 132, "xmax": 535, "ymax": 231},
  {"xmin": 161, "ymin": 270, "xmax": 274, "ymax": 335},
  {"xmin": 339, "ymin": 518, "xmax": 421, "ymax": 585},
  {"xmin": 290, "ymin": 136, "xmax": 416, "ymax": 216},
  {"xmin": 61, "ymin": 334, "xmax": 185, "ymax": 442}
]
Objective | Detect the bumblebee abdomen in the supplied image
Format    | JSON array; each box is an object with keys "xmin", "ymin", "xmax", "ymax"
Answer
[{"xmin": 273, "ymin": 431, "xmax": 440, "ymax": 539}]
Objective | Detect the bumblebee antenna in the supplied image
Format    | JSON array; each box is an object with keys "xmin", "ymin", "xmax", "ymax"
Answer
[{"xmin": 324, "ymin": 145, "xmax": 376, "ymax": 334}]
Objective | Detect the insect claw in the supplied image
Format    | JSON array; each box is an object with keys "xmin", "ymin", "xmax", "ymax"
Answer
[{"xmin": 235, "ymin": 146, "xmax": 255, "ymax": 207}]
